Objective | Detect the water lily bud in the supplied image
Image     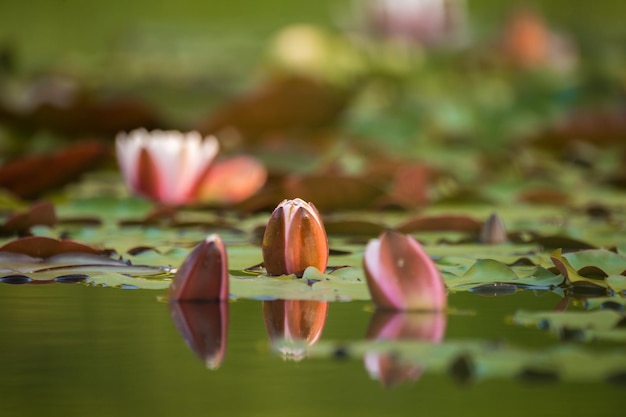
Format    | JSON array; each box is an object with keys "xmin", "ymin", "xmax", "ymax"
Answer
[
  {"xmin": 169, "ymin": 234, "xmax": 229, "ymax": 301},
  {"xmin": 479, "ymin": 213, "xmax": 507, "ymax": 244},
  {"xmin": 363, "ymin": 230, "xmax": 446, "ymax": 311},
  {"xmin": 262, "ymin": 198, "xmax": 328, "ymax": 277},
  {"xmin": 262, "ymin": 299, "xmax": 328, "ymax": 361}
]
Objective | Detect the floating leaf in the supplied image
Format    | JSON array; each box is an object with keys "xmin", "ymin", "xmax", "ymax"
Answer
[
  {"xmin": 563, "ymin": 250, "xmax": 626, "ymax": 276},
  {"xmin": 607, "ymin": 275, "xmax": 626, "ymax": 294},
  {"xmin": 0, "ymin": 142, "xmax": 109, "ymax": 199},
  {"xmin": 446, "ymin": 259, "xmax": 561, "ymax": 291},
  {"xmin": 0, "ymin": 201, "xmax": 56, "ymax": 236},
  {"xmin": 396, "ymin": 214, "xmax": 482, "ymax": 234},
  {"xmin": 0, "ymin": 236, "xmax": 101, "ymax": 258},
  {"xmin": 550, "ymin": 248, "xmax": 608, "ymax": 288}
]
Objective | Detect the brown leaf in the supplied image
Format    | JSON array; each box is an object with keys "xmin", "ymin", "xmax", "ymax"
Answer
[
  {"xmin": 395, "ymin": 214, "xmax": 482, "ymax": 233},
  {"xmin": 528, "ymin": 108, "xmax": 626, "ymax": 149},
  {"xmin": 0, "ymin": 77, "xmax": 161, "ymax": 137},
  {"xmin": 0, "ymin": 201, "xmax": 56, "ymax": 236},
  {"xmin": 0, "ymin": 236, "xmax": 101, "ymax": 258},
  {"xmin": 517, "ymin": 188, "xmax": 570, "ymax": 206},
  {"xmin": 197, "ymin": 75, "xmax": 352, "ymax": 142},
  {"xmin": 380, "ymin": 163, "xmax": 432, "ymax": 209},
  {"xmin": 323, "ymin": 219, "xmax": 386, "ymax": 236},
  {"xmin": 0, "ymin": 142, "xmax": 109, "ymax": 199},
  {"xmin": 533, "ymin": 235, "xmax": 596, "ymax": 251},
  {"xmin": 284, "ymin": 175, "xmax": 383, "ymax": 211}
]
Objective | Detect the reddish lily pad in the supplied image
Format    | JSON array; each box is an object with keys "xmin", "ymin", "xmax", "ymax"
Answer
[
  {"xmin": 0, "ymin": 201, "xmax": 56, "ymax": 235},
  {"xmin": 395, "ymin": 214, "xmax": 482, "ymax": 234},
  {"xmin": 197, "ymin": 75, "xmax": 352, "ymax": 141},
  {"xmin": 0, "ymin": 142, "xmax": 109, "ymax": 199},
  {"xmin": 0, "ymin": 236, "xmax": 101, "ymax": 258},
  {"xmin": 323, "ymin": 219, "xmax": 386, "ymax": 236}
]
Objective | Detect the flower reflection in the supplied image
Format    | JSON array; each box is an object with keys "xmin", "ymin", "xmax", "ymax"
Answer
[
  {"xmin": 262, "ymin": 299, "xmax": 328, "ymax": 361},
  {"xmin": 169, "ymin": 301, "xmax": 229, "ymax": 370},
  {"xmin": 364, "ymin": 311, "xmax": 446, "ymax": 388}
]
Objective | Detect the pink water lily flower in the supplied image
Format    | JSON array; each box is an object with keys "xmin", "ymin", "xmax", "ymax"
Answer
[
  {"xmin": 262, "ymin": 198, "xmax": 328, "ymax": 277},
  {"xmin": 169, "ymin": 234, "xmax": 229, "ymax": 301},
  {"xmin": 116, "ymin": 128, "xmax": 219, "ymax": 206},
  {"xmin": 364, "ymin": 230, "xmax": 446, "ymax": 311}
]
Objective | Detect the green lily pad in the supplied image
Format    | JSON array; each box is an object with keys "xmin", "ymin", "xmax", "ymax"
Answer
[
  {"xmin": 304, "ymin": 339, "xmax": 626, "ymax": 383},
  {"xmin": 512, "ymin": 309, "xmax": 625, "ymax": 342},
  {"xmin": 446, "ymin": 259, "xmax": 562, "ymax": 291}
]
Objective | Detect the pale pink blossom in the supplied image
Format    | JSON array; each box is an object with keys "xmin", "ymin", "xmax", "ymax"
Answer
[{"xmin": 116, "ymin": 128, "xmax": 219, "ymax": 206}]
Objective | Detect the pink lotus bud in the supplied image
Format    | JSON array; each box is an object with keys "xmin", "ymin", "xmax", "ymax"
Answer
[
  {"xmin": 168, "ymin": 300, "xmax": 228, "ymax": 369},
  {"xmin": 169, "ymin": 234, "xmax": 229, "ymax": 301},
  {"xmin": 363, "ymin": 230, "xmax": 446, "ymax": 311},
  {"xmin": 262, "ymin": 299, "xmax": 328, "ymax": 361},
  {"xmin": 365, "ymin": 311, "xmax": 446, "ymax": 387},
  {"xmin": 262, "ymin": 198, "xmax": 328, "ymax": 277},
  {"xmin": 115, "ymin": 128, "xmax": 219, "ymax": 206}
]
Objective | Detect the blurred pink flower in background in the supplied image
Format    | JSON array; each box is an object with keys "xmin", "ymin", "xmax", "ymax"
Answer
[
  {"xmin": 365, "ymin": 0, "xmax": 469, "ymax": 47},
  {"xmin": 116, "ymin": 128, "xmax": 219, "ymax": 206},
  {"xmin": 364, "ymin": 230, "xmax": 447, "ymax": 311},
  {"xmin": 116, "ymin": 128, "xmax": 266, "ymax": 206}
]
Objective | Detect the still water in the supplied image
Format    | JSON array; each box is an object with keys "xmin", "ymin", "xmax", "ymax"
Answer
[{"xmin": 0, "ymin": 283, "xmax": 621, "ymax": 417}]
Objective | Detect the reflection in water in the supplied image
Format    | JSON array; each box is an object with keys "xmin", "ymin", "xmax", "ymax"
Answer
[
  {"xmin": 364, "ymin": 311, "xmax": 446, "ymax": 388},
  {"xmin": 262, "ymin": 299, "xmax": 328, "ymax": 361},
  {"xmin": 169, "ymin": 301, "xmax": 229, "ymax": 370}
]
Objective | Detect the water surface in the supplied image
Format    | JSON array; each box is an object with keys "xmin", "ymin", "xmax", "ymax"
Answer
[{"xmin": 0, "ymin": 284, "xmax": 621, "ymax": 417}]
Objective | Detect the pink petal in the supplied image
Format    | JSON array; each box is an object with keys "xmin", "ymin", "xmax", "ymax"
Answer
[{"xmin": 196, "ymin": 155, "xmax": 267, "ymax": 204}]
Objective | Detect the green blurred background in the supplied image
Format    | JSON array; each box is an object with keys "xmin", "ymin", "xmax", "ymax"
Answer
[{"xmin": 1, "ymin": 0, "xmax": 624, "ymax": 74}]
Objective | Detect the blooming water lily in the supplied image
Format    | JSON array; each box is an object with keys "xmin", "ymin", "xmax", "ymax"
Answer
[
  {"xmin": 116, "ymin": 128, "xmax": 266, "ymax": 206},
  {"xmin": 116, "ymin": 129, "xmax": 219, "ymax": 206}
]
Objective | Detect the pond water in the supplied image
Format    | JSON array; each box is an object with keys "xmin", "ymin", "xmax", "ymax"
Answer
[{"xmin": 0, "ymin": 283, "xmax": 621, "ymax": 417}]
